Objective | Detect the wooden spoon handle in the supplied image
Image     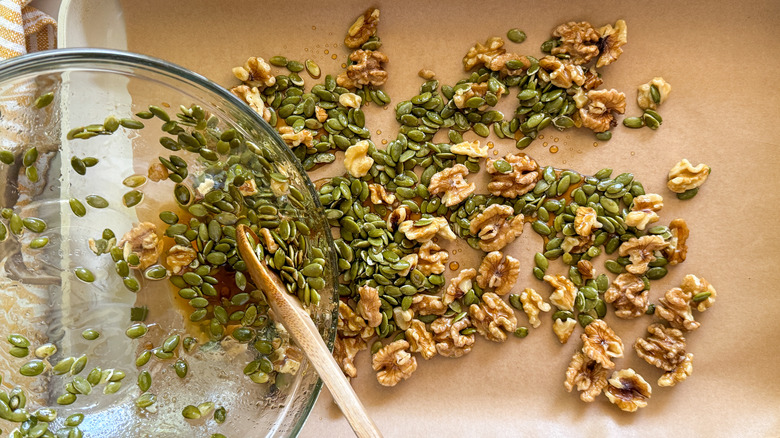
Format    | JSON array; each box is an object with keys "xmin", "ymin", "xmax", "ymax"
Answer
[{"xmin": 236, "ymin": 225, "xmax": 383, "ymax": 438}]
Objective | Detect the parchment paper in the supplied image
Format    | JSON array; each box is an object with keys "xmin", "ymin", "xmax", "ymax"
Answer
[{"xmin": 119, "ymin": 1, "xmax": 780, "ymax": 436}]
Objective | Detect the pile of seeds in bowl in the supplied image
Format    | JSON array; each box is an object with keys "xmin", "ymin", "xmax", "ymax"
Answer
[{"xmin": 224, "ymin": 7, "xmax": 715, "ymax": 412}]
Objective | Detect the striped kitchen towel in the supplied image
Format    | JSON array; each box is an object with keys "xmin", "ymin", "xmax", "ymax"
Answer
[{"xmin": 0, "ymin": 0, "xmax": 56, "ymax": 60}]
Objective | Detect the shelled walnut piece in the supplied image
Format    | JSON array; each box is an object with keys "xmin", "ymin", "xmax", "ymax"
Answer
[
  {"xmin": 469, "ymin": 204, "xmax": 524, "ymax": 252},
  {"xmin": 451, "ymin": 140, "xmax": 488, "ymax": 158},
  {"xmin": 410, "ymin": 294, "xmax": 447, "ymax": 316},
  {"xmin": 344, "ymin": 140, "xmax": 374, "ymax": 178},
  {"xmin": 166, "ymin": 244, "xmax": 197, "ymax": 275},
  {"xmin": 368, "ymin": 183, "xmax": 396, "ymax": 205},
  {"xmin": 633, "ymin": 323, "xmax": 693, "ymax": 387},
  {"xmin": 553, "ymin": 318, "xmax": 577, "ymax": 344},
  {"xmin": 681, "ymin": 274, "xmax": 717, "ymax": 312},
  {"xmin": 596, "ymin": 20, "xmax": 628, "ymax": 68},
  {"xmin": 476, "ymin": 251, "xmax": 521, "ymax": 296},
  {"xmin": 230, "ymin": 85, "xmax": 271, "ymax": 121},
  {"xmin": 581, "ymin": 319, "xmax": 623, "ymax": 369},
  {"xmin": 118, "ymin": 222, "xmax": 163, "ymax": 270},
  {"xmin": 667, "ymin": 158, "xmax": 711, "ymax": 193},
  {"xmin": 574, "ymin": 206, "xmax": 602, "ymax": 236},
  {"xmin": 604, "ymin": 273, "xmax": 648, "ymax": 318},
  {"xmin": 431, "ymin": 315, "xmax": 475, "ymax": 357},
  {"xmin": 357, "ymin": 285, "xmax": 382, "ymax": 328},
  {"xmin": 579, "ymin": 89, "xmax": 626, "ymax": 133},
  {"xmin": 469, "ymin": 292, "xmax": 517, "ymax": 342},
  {"xmin": 544, "ymin": 274, "xmax": 577, "ymax": 311},
  {"xmin": 564, "ymin": 351, "xmax": 609, "ymax": 402},
  {"xmin": 665, "ymin": 218, "xmax": 689, "ymax": 265},
  {"xmin": 604, "ymin": 368, "xmax": 652, "ymax": 412},
  {"xmin": 334, "ymin": 335, "xmax": 366, "ymax": 379},
  {"xmin": 399, "ymin": 216, "xmax": 456, "ymax": 243},
  {"xmin": 405, "ymin": 320, "xmax": 436, "ymax": 360},
  {"xmin": 655, "ymin": 286, "xmax": 699, "ymax": 331},
  {"xmin": 278, "ymin": 126, "xmax": 314, "ymax": 149},
  {"xmin": 232, "ymin": 56, "xmax": 275, "ymax": 90},
  {"xmin": 625, "ymin": 194, "xmax": 663, "ymax": 231},
  {"xmin": 337, "ymin": 49, "xmax": 389, "ymax": 89},
  {"xmin": 344, "ymin": 8, "xmax": 380, "ymax": 49},
  {"xmin": 428, "ymin": 164, "xmax": 475, "ymax": 207},
  {"xmin": 443, "ymin": 268, "xmax": 476, "ymax": 306},
  {"xmin": 372, "ymin": 340, "xmax": 417, "ymax": 387},
  {"xmin": 618, "ymin": 235, "xmax": 669, "ymax": 275},
  {"xmin": 417, "ymin": 241, "xmax": 448, "ymax": 276},
  {"xmin": 552, "ymin": 22, "xmax": 601, "ymax": 65},
  {"xmin": 338, "ymin": 301, "xmax": 373, "ymax": 340},
  {"xmin": 486, "ymin": 153, "xmax": 540, "ymax": 198},
  {"xmin": 538, "ymin": 56, "xmax": 585, "ymax": 89},
  {"xmin": 637, "ymin": 77, "xmax": 672, "ymax": 110},
  {"xmin": 520, "ymin": 288, "xmax": 551, "ymax": 328},
  {"xmin": 462, "ymin": 36, "xmax": 506, "ymax": 71}
]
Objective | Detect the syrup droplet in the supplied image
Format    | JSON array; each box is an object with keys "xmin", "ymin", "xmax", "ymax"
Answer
[
  {"xmin": 539, "ymin": 134, "xmax": 544, "ymax": 139},
  {"xmin": 554, "ymin": 137, "xmax": 559, "ymax": 142},
  {"xmin": 493, "ymin": 150, "xmax": 499, "ymax": 155},
  {"xmin": 324, "ymin": 49, "xmax": 329, "ymax": 54},
  {"xmin": 550, "ymin": 145, "xmax": 559, "ymax": 153},
  {"xmin": 449, "ymin": 262, "xmax": 460, "ymax": 271},
  {"xmin": 381, "ymin": 139, "xmax": 388, "ymax": 145},
  {"xmin": 312, "ymin": 26, "xmax": 317, "ymax": 30},
  {"xmin": 543, "ymin": 142, "xmax": 548, "ymax": 147},
  {"xmin": 341, "ymin": 63, "xmax": 347, "ymax": 68},
  {"xmin": 631, "ymin": 151, "xmax": 636, "ymax": 156},
  {"xmin": 331, "ymin": 54, "xmax": 338, "ymax": 60},
  {"xmin": 376, "ymin": 130, "xmax": 382, "ymax": 135},
  {"xmin": 487, "ymin": 141, "xmax": 494, "ymax": 149},
  {"xmin": 593, "ymin": 142, "xmax": 599, "ymax": 147}
]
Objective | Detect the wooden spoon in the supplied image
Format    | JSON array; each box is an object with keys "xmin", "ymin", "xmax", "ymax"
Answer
[{"xmin": 235, "ymin": 225, "xmax": 383, "ymax": 438}]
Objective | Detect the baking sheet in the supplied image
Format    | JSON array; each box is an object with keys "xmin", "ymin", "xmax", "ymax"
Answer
[{"xmin": 112, "ymin": 0, "xmax": 780, "ymax": 436}]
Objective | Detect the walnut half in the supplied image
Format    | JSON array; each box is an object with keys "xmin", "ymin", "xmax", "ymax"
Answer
[
  {"xmin": 581, "ymin": 319, "xmax": 623, "ymax": 369},
  {"xmin": 337, "ymin": 50, "xmax": 389, "ymax": 89},
  {"xmin": 469, "ymin": 292, "xmax": 517, "ymax": 342},
  {"xmin": 520, "ymin": 288, "xmax": 551, "ymax": 328},
  {"xmin": 579, "ymin": 89, "xmax": 626, "ymax": 133},
  {"xmin": 667, "ymin": 159, "xmax": 711, "ymax": 193},
  {"xmin": 431, "ymin": 316, "xmax": 475, "ymax": 357},
  {"xmin": 486, "ymin": 153, "xmax": 540, "ymax": 198},
  {"xmin": 469, "ymin": 204, "xmax": 524, "ymax": 252},
  {"xmin": 119, "ymin": 222, "xmax": 163, "ymax": 270},
  {"xmin": 604, "ymin": 273, "xmax": 648, "ymax": 319},
  {"xmin": 372, "ymin": 340, "xmax": 417, "ymax": 387},
  {"xmin": 428, "ymin": 164, "xmax": 475, "ymax": 207},
  {"xmin": 564, "ymin": 352, "xmax": 608, "ymax": 402},
  {"xmin": 605, "ymin": 369, "xmax": 652, "ymax": 412},
  {"xmin": 476, "ymin": 251, "xmax": 520, "ymax": 296}
]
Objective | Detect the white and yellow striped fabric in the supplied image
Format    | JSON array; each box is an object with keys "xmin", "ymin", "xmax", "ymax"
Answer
[{"xmin": 0, "ymin": 0, "xmax": 56, "ymax": 60}]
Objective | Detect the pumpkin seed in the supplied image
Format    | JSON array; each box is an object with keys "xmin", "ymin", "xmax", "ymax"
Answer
[
  {"xmin": 53, "ymin": 357, "xmax": 75, "ymax": 374},
  {"xmin": 34, "ymin": 343, "xmax": 57, "ymax": 359},
  {"xmin": 19, "ymin": 360, "xmax": 45, "ymax": 376},
  {"xmin": 595, "ymin": 131, "xmax": 612, "ymax": 141},
  {"xmin": 57, "ymin": 393, "xmax": 77, "ymax": 405},
  {"xmin": 23, "ymin": 147, "xmax": 38, "ymax": 167},
  {"xmin": 174, "ymin": 359, "xmax": 188, "ymax": 378},
  {"xmin": 136, "ymin": 393, "xmax": 157, "ymax": 408},
  {"xmin": 34, "ymin": 92, "xmax": 54, "ymax": 108},
  {"xmin": 74, "ymin": 267, "xmax": 95, "ymax": 283},
  {"xmin": 604, "ymin": 260, "xmax": 623, "ymax": 274},
  {"xmin": 22, "ymin": 217, "xmax": 46, "ymax": 233},
  {"xmin": 86, "ymin": 195, "xmax": 109, "ymax": 208},
  {"xmin": 182, "ymin": 405, "xmax": 201, "ymax": 419},
  {"xmin": 646, "ymin": 266, "xmax": 668, "ymax": 280},
  {"xmin": 676, "ymin": 188, "xmax": 698, "ymax": 200},
  {"xmin": 0, "ymin": 150, "xmax": 15, "ymax": 164},
  {"xmin": 29, "ymin": 236, "xmax": 49, "ymax": 249},
  {"xmin": 120, "ymin": 118, "xmax": 144, "ymax": 129},
  {"xmin": 125, "ymin": 323, "xmax": 148, "ymax": 339},
  {"xmin": 622, "ymin": 117, "xmax": 644, "ymax": 128},
  {"xmin": 81, "ymin": 329, "xmax": 100, "ymax": 341},
  {"xmin": 6, "ymin": 334, "xmax": 28, "ymax": 348}
]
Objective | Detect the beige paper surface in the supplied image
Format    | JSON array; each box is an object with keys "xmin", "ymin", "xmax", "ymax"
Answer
[{"xmin": 120, "ymin": 1, "xmax": 780, "ymax": 436}]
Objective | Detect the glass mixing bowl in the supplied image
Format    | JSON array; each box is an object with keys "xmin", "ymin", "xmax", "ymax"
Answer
[{"xmin": 0, "ymin": 49, "xmax": 338, "ymax": 437}]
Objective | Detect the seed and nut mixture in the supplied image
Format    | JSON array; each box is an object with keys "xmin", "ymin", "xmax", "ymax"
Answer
[{"xmin": 0, "ymin": 9, "xmax": 719, "ymax": 429}]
